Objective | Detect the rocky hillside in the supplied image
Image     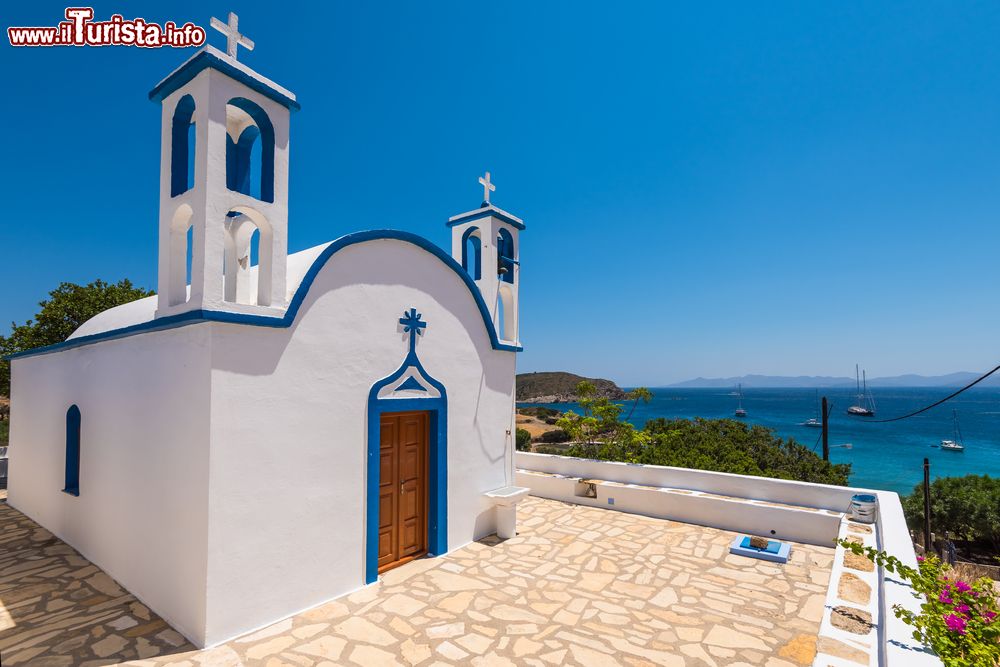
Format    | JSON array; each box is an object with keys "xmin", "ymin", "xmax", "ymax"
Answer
[{"xmin": 516, "ymin": 372, "xmax": 626, "ymax": 403}]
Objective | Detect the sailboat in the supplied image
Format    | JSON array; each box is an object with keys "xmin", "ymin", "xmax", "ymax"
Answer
[
  {"xmin": 735, "ymin": 384, "xmax": 747, "ymax": 418},
  {"xmin": 847, "ymin": 365, "xmax": 876, "ymax": 417},
  {"xmin": 802, "ymin": 390, "xmax": 822, "ymax": 427},
  {"xmin": 940, "ymin": 410, "xmax": 965, "ymax": 452}
]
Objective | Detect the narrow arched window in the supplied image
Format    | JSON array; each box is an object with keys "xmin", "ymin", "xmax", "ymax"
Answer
[
  {"xmin": 170, "ymin": 95, "xmax": 196, "ymax": 197},
  {"xmin": 64, "ymin": 405, "xmax": 81, "ymax": 496},
  {"xmin": 225, "ymin": 98, "xmax": 275, "ymax": 203},
  {"xmin": 461, "ymin": 227, "xmax": 482, "ymax": 280},
  {"xmin": 497, "ymin": 228, "xmax": 515, "ymax": 284}
]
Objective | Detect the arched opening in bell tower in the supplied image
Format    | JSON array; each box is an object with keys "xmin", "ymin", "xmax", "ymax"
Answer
[
  {"xmin": 497, "ymin": 227, "xmax": 515, "ymax": 284},
  {"xmin": 461, "ymin": 227, "xmax": 482, "ymax": 280},
  {"xmin": 225, "ymin": 97, "xmax": 275, "ymax": 203},
  {"xmin": 170, "ymin": 95, "xmax": 196, "ymax": 197},
  {"xmin": 223, "ymin": 207, "xmax": 273, "ymax": 306},
  {"xmin": 167, "ymin": 204, "xmax": 194, "ymax": 306}
]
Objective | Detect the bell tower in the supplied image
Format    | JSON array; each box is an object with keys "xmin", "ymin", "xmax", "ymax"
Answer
[
  {"xmin": 149, "ymin": 12, "xmax": 299, "ymax": 318},
  {"xmin": 448, "ymin": 172, "xmax": 524, "ymax": 346}
]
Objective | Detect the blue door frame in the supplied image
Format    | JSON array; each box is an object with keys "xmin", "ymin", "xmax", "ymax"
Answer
[
  {"xmin": 365, "ymin": 308, "xmax": 449, "ymax": 584},
  {"xmin": 366, "ymin": 397, "xmax": 447, "ymax": 584}
]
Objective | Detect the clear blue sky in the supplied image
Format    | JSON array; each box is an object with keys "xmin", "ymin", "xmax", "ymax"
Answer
[{"xmin": 3, "ymin": 2, "xmax": 1000, "ymax": 386}]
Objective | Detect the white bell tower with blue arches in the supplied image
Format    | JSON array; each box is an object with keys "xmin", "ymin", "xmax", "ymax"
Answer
[
  {"xmin": 448, "ymin": 172, "xmax": 524, "ymax": 346},
  {"xmin": 149, "ymin": 12, "xmax": 299, "ymax": 318}
]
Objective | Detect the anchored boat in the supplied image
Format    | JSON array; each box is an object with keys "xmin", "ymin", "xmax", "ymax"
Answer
[
  {"xmin": 847, "ymin": 365, "xmax": 876, "ymax": 417},
  {"xmin": 940, "ymin": 410, "xmax": 966, "ymax": 452}
]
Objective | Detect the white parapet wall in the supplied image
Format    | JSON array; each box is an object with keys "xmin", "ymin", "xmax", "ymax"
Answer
[{"xmin": 517, "ymin": 451, "xmax": 866, "ymax": 510}]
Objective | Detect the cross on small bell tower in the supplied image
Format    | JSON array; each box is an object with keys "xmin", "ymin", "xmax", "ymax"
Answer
[
  {"xmin": 478, "ymin": 171, "xmax": 495, "ymax": 207},
  {"xmin": 210, "ymin": 12, "xmax": 255, "ymax": 60}
]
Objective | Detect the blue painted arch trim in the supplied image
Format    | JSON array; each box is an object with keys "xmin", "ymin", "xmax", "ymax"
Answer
[
  {"xmin": 365, "ymin": 347, "xmax": 448, "ymax": 584},
  {"xmin": 5, "ymin": 230, "xmax": 522, "ymax": 361}
]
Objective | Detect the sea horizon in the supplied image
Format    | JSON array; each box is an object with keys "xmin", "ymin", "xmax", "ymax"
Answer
[{"xmin": 523, "ymin": 385, "xmax": 1000, "ymax": 496}]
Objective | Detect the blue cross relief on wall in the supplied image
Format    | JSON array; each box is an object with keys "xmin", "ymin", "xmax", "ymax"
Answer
[{"xmin": 399, "ymin": 308, "xmax": 427, "ymax": 353}]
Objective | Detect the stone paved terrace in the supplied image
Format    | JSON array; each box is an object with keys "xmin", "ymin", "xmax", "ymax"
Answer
[{"xmin": 0, "ymin": 490, "xmax": 835, "ymax": 666}]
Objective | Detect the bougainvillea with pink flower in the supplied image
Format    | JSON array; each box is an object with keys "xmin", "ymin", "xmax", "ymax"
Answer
[{"xmin": 838, "ymin": 539, "xmax": 999, "ymax": 666}]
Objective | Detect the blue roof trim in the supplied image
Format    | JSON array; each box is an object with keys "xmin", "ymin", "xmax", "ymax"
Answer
[
  {"xmin": 6, "ymin": 230, "xmax": 522, "ymax": 361},
  {"xmin": 447, "ymin": 208, "xmax": 526, "ymax": 230},
  {"xmin": 148, "ymin": 49, "xmax": 301, "ymax": 112}
]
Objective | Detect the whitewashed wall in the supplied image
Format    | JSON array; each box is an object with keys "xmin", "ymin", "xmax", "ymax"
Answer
[
  {"xmin": 7, "ymin": 326, "xmax": 213, "ymax": 645},
  {"xmin": 517, "ymin": 451, "xmax": 866, "ymax": 511},
  {"xmin": 201, "ymin": 238, "xmax": 515, "ymax": 645}
]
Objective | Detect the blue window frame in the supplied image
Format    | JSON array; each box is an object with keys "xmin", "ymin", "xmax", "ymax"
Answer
[{"xmin": 63, "ymin": 405, "xmax": 80, "ymax": 496}]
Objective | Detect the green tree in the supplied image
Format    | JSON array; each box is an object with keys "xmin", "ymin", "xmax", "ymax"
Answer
[
  {"xmin": 902, "ymin": 475, "xmax": 1000, "ymax": 551},
  {"xmin": 556, "ymin": 382, "xmax": 653, "ymax": 462},
  {"xmin": 515, "ymin": 428, "xmax": 532, "ymax": 452},
  {"xmin": 0, "ymin": 279, "xmax": 154, "ymax": 395}
]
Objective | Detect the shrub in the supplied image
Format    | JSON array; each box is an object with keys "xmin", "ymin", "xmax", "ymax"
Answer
[
  {"xmin": 902, "ymin": 475, "xmax": 1000, "ymax": 551},
  {"xmin": 515, "ymin": 428, "xmax": 532, "ymax": 452},
  {"xmin": 634, "ymin": 418, "xmax": 851, "ymax": 486},
  {"xmin": 539, "ymin": 429, "xmax": 571, "ymax": 443},
  {"xmin": 517, "ymin": 406, "xmax": 560, "ymax": 419},
  {"xmin": 839, "ymin": 540, "xmax": 1000, "ymax": 666}
]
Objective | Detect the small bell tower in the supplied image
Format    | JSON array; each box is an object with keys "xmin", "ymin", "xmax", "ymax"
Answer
[
  {"xmin": 149, "ymin": 12, "xmax": 299, "ymax": 318},
  {"xmin": 448, "ymin": 172, "xmax": 524, "ymax": 346}
]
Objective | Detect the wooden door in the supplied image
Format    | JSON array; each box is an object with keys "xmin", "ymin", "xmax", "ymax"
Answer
[{"xmin": 378, "ymin": 411, "xmax": 429, "ymax": 573}]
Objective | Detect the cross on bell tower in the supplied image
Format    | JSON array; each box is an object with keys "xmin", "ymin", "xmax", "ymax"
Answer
[
  {"xmin": 479, "ymin": 171, "xmax": 495, "ymax": 206},
  {"xmin": 210, "ymin": 12, "xmax": 255, "ymax": 60}
]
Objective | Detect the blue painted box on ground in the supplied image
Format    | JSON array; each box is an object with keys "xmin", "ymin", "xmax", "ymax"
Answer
[{"xmin": 729, "ymin": 535, "xmax": 792, "ymax": 563}]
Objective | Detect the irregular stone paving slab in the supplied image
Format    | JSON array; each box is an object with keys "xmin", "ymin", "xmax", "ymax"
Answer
[{"xmin": 0, "ymin": 490, "xmax": 834, "ymax": 665}]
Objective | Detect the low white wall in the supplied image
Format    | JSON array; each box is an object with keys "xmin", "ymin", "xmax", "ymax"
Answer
[
  {"xmin": 516, "ymin": 469, "xmax": 842, "ymax": 547},
  {"xmin": 876, "ymin": 490, "xmax": 942, "ymax": 666},
  {"xmin": 517, "ymin": 451, "xmax": 867, "ymax": 511}
]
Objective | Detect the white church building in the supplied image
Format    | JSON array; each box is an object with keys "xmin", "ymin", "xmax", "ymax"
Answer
[{"xmin": 6, "ymin": 21, "xmax": 526, "ymax": 649}]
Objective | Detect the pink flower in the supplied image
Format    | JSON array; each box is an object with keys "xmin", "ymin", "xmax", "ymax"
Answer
[
  {"xmin": 954, "ymin": 604, "xmax": 970, "ymax": 616},
  {"xmin": 954, "ymin": 580, "xmax": 971, "ymax": 593},
  {"xmin": 945, "ymin": 614, "xmax": 968, "ymax": 635},
  {"xmin": 917, "ymin": 556, "xmax": 925, "ymax": 563},
  {"xmin": 939, "ymin": 590, "xmax": 953, "ymax": 605},
  {"xmin": 985, "ymin": 611, "xmax": 997, "ymax": 624}
]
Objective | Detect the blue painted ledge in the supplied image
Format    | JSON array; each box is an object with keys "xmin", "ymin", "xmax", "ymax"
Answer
[{"xmin": 6, "ymin": 230, "xmax": 522, "ymax": 361}]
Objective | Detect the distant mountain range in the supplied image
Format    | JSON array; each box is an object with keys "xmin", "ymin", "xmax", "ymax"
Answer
[{"xmin": 667, "ymin": 372, "xmax": 998, "ymax": 389}]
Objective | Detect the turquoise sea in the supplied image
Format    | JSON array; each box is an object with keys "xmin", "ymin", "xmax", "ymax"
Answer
[{"xmin": 525, "ymin": 387, "xmax": 1000, "ymax": 496}]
